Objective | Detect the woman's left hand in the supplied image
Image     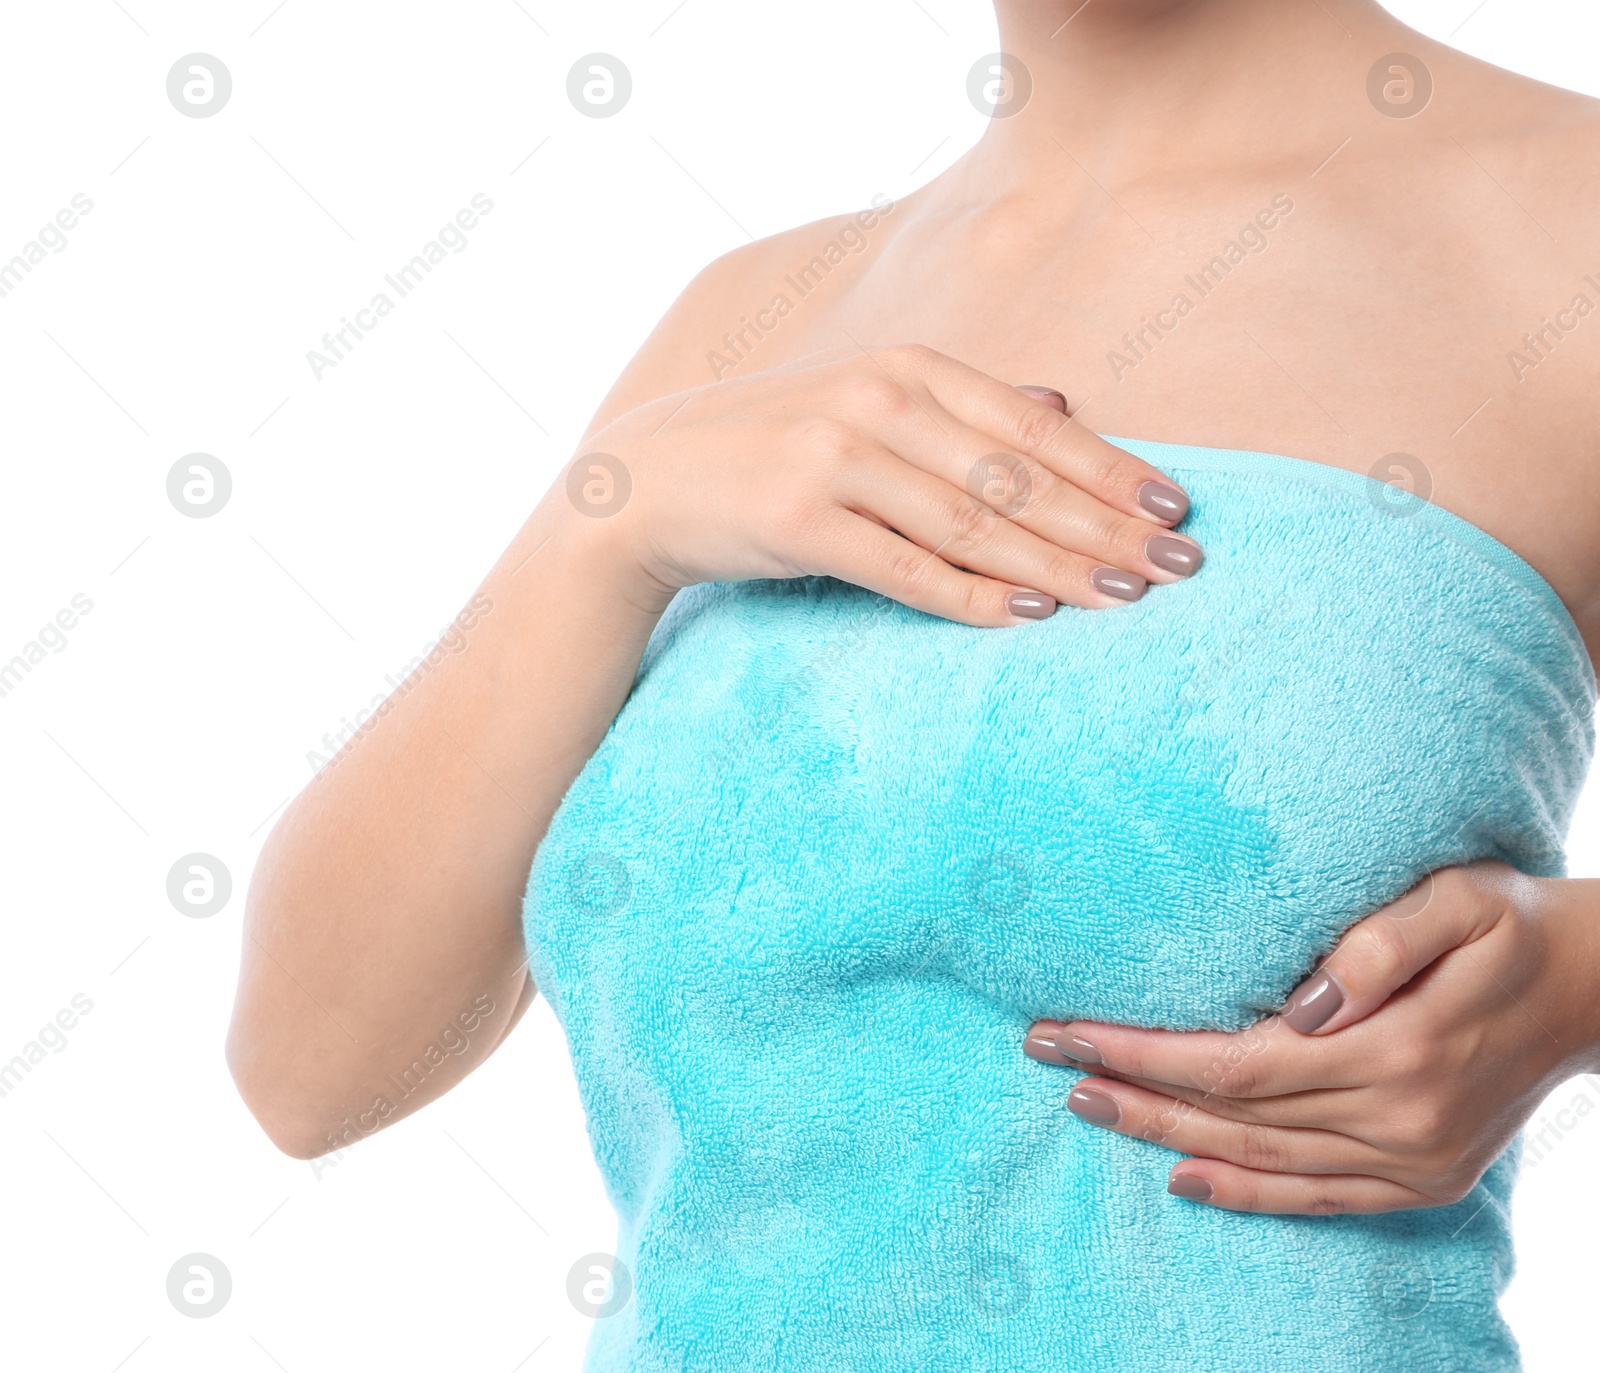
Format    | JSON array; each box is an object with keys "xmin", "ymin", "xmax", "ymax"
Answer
[{"xmin": 1025, "ymin": 862, "xmax": 1600, "ymax": 1214}]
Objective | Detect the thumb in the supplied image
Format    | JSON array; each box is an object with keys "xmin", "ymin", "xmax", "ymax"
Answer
[
  {"xmin": 1014, "ymin": 385, "xmax": 1068, "ymax": 413},
  {"xmin": 1279, "ymin": 866, "xmax": 1504, "ymax": 1036}
]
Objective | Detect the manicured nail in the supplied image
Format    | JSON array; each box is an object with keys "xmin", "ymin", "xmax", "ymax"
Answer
[
  {"xmin": 1168, "ymin": 1173, "xmax": 1214, "ymax": 1201},
  {"xmin": 1015, "ymin": 385, "xmax": 1068, "ymax": 412},
  {"xmin": 1281, "ymin": 969, "xmax": 1345, "ymax": 1033},
  {"xmin": 1005, "ymin": 589, "xmax": 1056, "ymax": 620},
  {"xmin": 1062, "ymin": 1034, "xmax": 1102, "ymax": 1064},
  {"xmin": 1146, "ymin": 534, "xmax": 1204, "ymax": 578},
  {"xmin": 1090, "ymin": 567, "xmax": 1147, "ymax": 602},
  {"xmin": 1024, "ymin": 1029, "xmax": 1077, "ymax": 1065},
  {"xmin": 1067, "ymin": 1088, "xmax": 1121, "ymax": 1127},
  {"xmin": 1137, "ymin": 480, "xmax": 1189, "ymax": 522}
]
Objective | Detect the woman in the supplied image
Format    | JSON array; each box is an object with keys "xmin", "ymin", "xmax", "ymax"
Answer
[{"xmin": 227, "ymin": 1, "xmax": 1600, "ymax": 1368}]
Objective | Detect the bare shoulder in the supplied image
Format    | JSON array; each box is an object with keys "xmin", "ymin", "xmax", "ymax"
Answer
[
  {"xmin": 579, "ymin": 197, "xmax": 901, "ymax": 439},
  {"xmin": 1437, "ymin": 47, "xmax": 1600, "ymax": 207},
  {"xmin": 1417, "ymin": 51, "xmax": 1600, "ymax": 358}
]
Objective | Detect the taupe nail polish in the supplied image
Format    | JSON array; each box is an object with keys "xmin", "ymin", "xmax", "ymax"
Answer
[
  {"xmin": 1090, "ymin": 567, "xmax": 1147, "ymax": 602},
  {"xmin": 1281, "ymin": 970, "xmax": 1345, "ymax": 1034},
  {"xmin": 1168, "ymin": 1173, "xmax": 1213, "ymax": 1201},
  {"xmin": 1062, "ymin": 1034, "xmax": 1102, "ymax": 1064},
  {"xmin": 1025, "ymin": 1030, "xmax": 1077, "ymax": 1065},
  {"xmin": 1068, "ymin": 1088, "xmax": 1121, "ymax": 1126},
  {"xmin": 1137, "ymin": 480, "xmax": 1190, "ymax": 522},
  {"xmin": 1005, "ymin": 589, "xmax": 1056, "ymax": 620},
  {"xmin": 1146, "ymin": 534, "xmax": 1204, "ymax": 577},
  {"xmin": 1016, "ymin": 385, "xmax": 1068, "ymax": 413}
]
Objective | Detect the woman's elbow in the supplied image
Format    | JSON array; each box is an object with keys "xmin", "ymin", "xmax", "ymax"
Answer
[{"xmin": 224, "ymin": 1021, "xmax": 348, "ymax": 1160}]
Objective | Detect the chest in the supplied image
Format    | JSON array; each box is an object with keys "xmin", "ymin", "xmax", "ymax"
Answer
[
  {"xmin": 762, "ymin": 185, "xmax": 1600, "ymax": 644},
  {"xmin": 524, "ymin": 463, "xmax": 1593, "ymax": 1037}
]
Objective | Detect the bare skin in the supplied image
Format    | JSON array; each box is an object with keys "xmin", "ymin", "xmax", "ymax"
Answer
[
  {"xmin": 671, "ymin": 3, "xmax": 1600, "ymax": 649},
  {"xmin": 228, "ymin": 0, "xmax": 1600, "ymax": 1182}
]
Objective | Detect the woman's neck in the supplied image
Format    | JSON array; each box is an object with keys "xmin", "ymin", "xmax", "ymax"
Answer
[{"xmin": 960, "ymin": 0, "xmax": 1411, "ymax": 201}]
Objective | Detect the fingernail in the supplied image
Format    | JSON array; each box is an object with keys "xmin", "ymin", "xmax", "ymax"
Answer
[
  {"xmin": 1015, "ymin": 385, "xmax": 1068, "ymax": 412},
  {"xmin": 1024, "ymin": 1029, "xmax": 1077, "ymax": 1065},
  {"xmin": 1281, "ymin": 969, "xmax": 1345, "ymax": 1034},
  {"xmin": 1061, "ymin": 1034, "xmax": 1102, "ymax": 1064},
  {"xmin": 1145, "ymin": 533, "xmax": 1204, "ymax": 578},
  {"xmin": 1005, "ymin": 589, "xmax": 1056, "ymax": 620},
  {"xmin": 1067, "ymin": 1088, "xmax": 1121, "ymax": 1127},
  {"xmin": 1137, "ymin": 480, "xmax": 1190, "ymax": 522},
  {"xmin": 1090, "ymin": 567, "xmax": 1147, "ymax": 602},
  {"xmin": 1168, "ymin": 1173, "xmax": 1213, "ymax": 1201}
]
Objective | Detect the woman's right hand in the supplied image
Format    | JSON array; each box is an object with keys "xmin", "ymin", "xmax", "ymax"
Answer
[{"xmin": 569, "ymin": 344, "xmax": 1202, "ymax": 626}]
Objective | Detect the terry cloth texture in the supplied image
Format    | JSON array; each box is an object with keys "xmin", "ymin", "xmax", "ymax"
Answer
[{"xmin": 522, "ymin": 439, "xmax": 1596, "ymax": 1373}]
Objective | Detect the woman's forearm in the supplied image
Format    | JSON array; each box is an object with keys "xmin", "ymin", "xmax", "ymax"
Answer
[{"xmin": 226, "ymin": 496, "xmax": 664, "ymax": 1158}]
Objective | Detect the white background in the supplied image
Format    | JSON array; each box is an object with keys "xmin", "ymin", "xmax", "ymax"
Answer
[{"xmin": 1, "ymin": 2, "xmax": 1596, "ymax": 1369}]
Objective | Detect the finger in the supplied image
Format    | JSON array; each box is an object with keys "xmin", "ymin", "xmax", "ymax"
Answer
[
  {"xmin": 965, "ymin": 447, "xmax": 1205, "ymax": 588},
  {"xmin": 887, "ymin": 344, "xmax": 1194, "ymax": 526},
  {"xmin": 1025, "ymin": 1026, "xmax": 1355, "ymax": 1128},
  {"xmin": 840, "ymin": 448, "xmax": 1148, "ymax": 609},
  {"xmin": 1063, "ymin": 1076, "xmax": 1384, "ymax": 1177},
  {"xmin": 841, "ymin": 378, "xmax": 1201, "ymax": 590},
  {"xmin": 1013, "ymin": 384, "xmax": 1069, "ymax": 413},
  {"xmin": 1033, "ymin": 1052, "xmax": 1362, "ymax": 1130},
  {"xmin": 1278, "ymin": 865, "xmax": 1506, "ymax": 1036},
  {"xmin": 1026, "ymin": 1015, "xmax": 1369, "ymax": 1097},
  {"xmin": 1164, "ymin": 1160, "xmax": 1436, "ymax": 1215},
  {"xmin": 811, "ymin": 507, "xmax": 1056, "ymax": 627}
]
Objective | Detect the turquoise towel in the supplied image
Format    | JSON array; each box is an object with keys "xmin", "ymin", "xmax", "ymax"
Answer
[{"xmin": 523, "ymin": 439, "xmax": 1596, "ymax": 1373}]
